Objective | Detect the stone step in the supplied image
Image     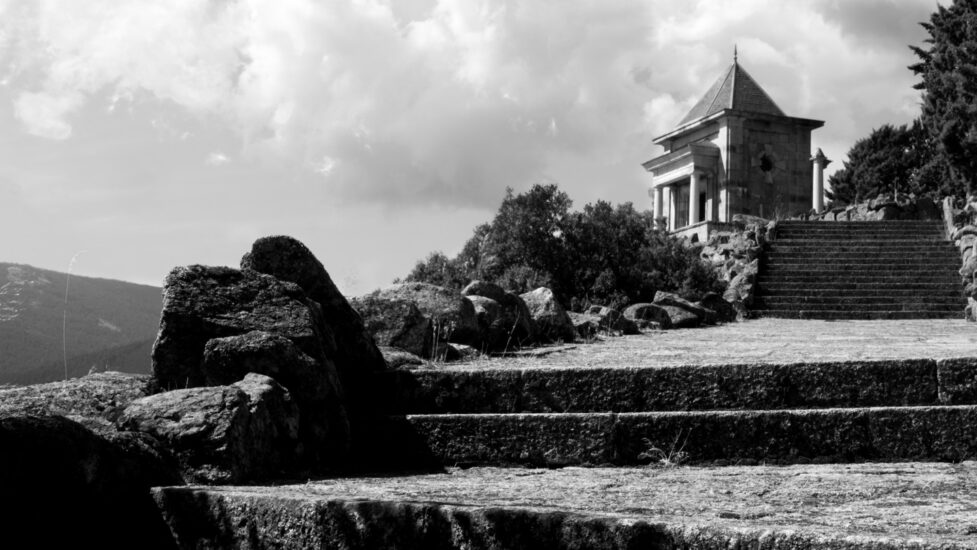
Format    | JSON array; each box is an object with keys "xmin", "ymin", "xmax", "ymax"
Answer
[
  {"xmin": 773, "ymin": 237, "xmax": 949, "ymax": 243},
  {"xmin": 767, "ymin": 251, "xmax": 959, "ymax": 259},
  {"xmin": 756, "ymin": 275, "xmax": 959, "ymax": 283},
  {"xmin": 756, "ymin": 287, "xmax": 963, "ymax": 297},
  {"xmin": 764, "ymin": 260, "xmax": 960, "ymax": 268},
  {"xmin": 153, "ymin": 463, "xmax": 977, "ymax": 550},
  {"xmin": 753, "ymin": 297, "xmax": 963, "ymax": 309},
  {"xmin": 392, "ymin": 405, "xmax": 977, "ymax": 467},
  {"xmin": 779, "ymin": 221, "xmax": 945, "ymax": 226},
  {"xmin": 377, "ymin": 358, "xmax": 977, "ymax": 415},
  {"xmin": 751, "ymin": 309, "xmax": 961, "ymax": 320},
  {"xmin": 768, "ymin": 245, "xmax": 957, "ymax": 254}
]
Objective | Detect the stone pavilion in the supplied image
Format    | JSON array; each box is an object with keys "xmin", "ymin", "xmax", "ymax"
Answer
[{"xmin": 643, "ymin": 52, "xmax": 827, "ymax": 241}]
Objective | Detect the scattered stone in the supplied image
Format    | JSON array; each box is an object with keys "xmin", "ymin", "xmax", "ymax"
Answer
[
  {"xmin": 520, "ymin": 287, "xmax": 576, "ymax": 343},
  {"xmin": 696, "ymin": 293, "xmax": 738, "ymax": 324},
  {"xmin": 657, "ymin": 305, "xmax": 701, "ymax": 329},
  {"xmin": 654, "ymin": 291, "xmax": 713, "ymax": 323},
  {"xmin": 372, "ymin": 283, "xmax": 480, "ymax": 346},
  {"xmin": 567, "ymin": 311, "xmax": 600, "ymax": 340},
  {"xmin": 585, "ymin": 305, "xmax": 639, "ymax": 335},
  {"xmin": 623, "ymin": 303, "xmax": 673, "ymax": 330},
  {"xmin": 351, "ymin": 293, "xmax": 432, "ymax": 357},
  {"xmin": 466, "ymin": 292, "xmax": 536, "ymax": 351},
  {"xmin": 378, "ymin": 346, "xmax": 428, "ymax": 370},
  {"xmin": 118, "ymin": 374, "xmax": 301, "ymax": 484}
]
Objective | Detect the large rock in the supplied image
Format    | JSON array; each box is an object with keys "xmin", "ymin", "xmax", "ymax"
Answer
[
  {"xmin": 0, "ymin": 414, "xmax": 180, "ymax": 549},
  {"xmin": 150, "ymin": 265, "xmax": 348, "ymax": 464},
  {"xmin": 240, "ymin": 236, "xmax": 387, "ymax": 401},
  {"xmin": 152, "ymin": 265, "xmax": 333, "ymax": 389},
  {"xmin": 461, "ymin": 280, "xmax": 507, "ymax": 303},
  {"xmin": 520, "ymin": 287, "xmax": 576, "ymax": 343},
  {"xmin": 567, "ymin": 311, "xmax": 601, "ymax": 340},
  {"xmin": 371, "ymin": 283, "xmax": 480, "ymax": 346},
  {"xmin": 653, "ymin": 291, "xmax": 713, "ymax": 324},
  {"xmin": 118, "ymin": 374, "xmax": 301, "ymax": 484},
  {"xmin": 0, "ymin": 371, "xmax": 152, "ymax": 434},
  {"xmin": 465, "ymin": 283, "xmax": 537, "ymax": 351},
  {"xmin": 201, "ymin": 331, "xmax": 343, "ymax": 458},
  {"xmin": 657, "ymin": 305, "xmax": 701, "ymax": 329},
  {"xmin": 695, "ymin": 292, "xmax": 738, "ymax": 324},
  {"xmin": 350, "ymin": 294, "xmax": 432, "ymax": 357},
  {"xmin": 584, "ymin": 305, "xmax": 639, "ymax": 335},
  {"xmin": 623, "ymin": 303, "xmax": 673, "ymax": 330}
]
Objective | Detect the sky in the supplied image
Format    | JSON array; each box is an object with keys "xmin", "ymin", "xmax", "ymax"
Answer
[{"xmin": 0, "ymin": 0, "xmax": 945, "ymax": 295}]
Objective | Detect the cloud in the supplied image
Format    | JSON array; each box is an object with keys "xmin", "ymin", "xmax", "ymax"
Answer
[
  {"xmin": 0, "ymin": 0, "xmax": 947, "ymax": 209},
  {"xmin": 205, "ymin": 151, "xmax": 230, "ymax": 166}
]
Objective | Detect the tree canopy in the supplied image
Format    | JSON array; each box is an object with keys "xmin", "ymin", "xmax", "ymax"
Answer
[
  {"xmin": 910, "ymin": 0, "xmax": 977, "ymax": 197},
  {"xmin": 402, "ymin": 184, "xmax": 723, "ymax": 310}
]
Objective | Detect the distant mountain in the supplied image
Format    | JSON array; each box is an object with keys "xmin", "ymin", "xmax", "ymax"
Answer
[{"xmin": 0, "ymin": 263, "xmax": 162, "ymax": 385}]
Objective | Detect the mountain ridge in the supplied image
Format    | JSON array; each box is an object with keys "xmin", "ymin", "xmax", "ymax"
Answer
[{"xmin": 0, "ymin": 262, "xmax": 162, "ymax": 385}]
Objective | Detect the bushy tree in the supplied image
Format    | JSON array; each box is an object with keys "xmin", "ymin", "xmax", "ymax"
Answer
[
  {"xmin": 827, "ymin": 122, "xmax": 935, "ymax": 203},
  {"xmin": 400, "ymin": 251, "xmax": 467, "ymax": 289},
  {"xmin": 401, "ymin": 183, "xmax": 724, "ymax": 310},
  {"xmin": 910, "ymin": 0, "xmax": 977, "ymax": 196}
]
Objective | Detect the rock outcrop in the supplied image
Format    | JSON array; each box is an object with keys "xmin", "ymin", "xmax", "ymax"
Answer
[
  {"xmin": 0, "ymin": 414, "xmax": 179, "ymax": 549},
  {"xmin": 151, "ymin": 264, "xmax": 349, "ymax": 467},
  {"xmin": 240, "ymin": 236, "xmax": 387, "ymax": 404},
  {"xmin": 118, "ymin": 373, "xmax": 301, "ymax": 484},
  {"xmin": 519, "ymin": 287, "xmax": 576, "ymax": 343}
]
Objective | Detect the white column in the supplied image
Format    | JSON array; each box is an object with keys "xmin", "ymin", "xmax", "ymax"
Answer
[
  {"xmin": 653, "ymin": 186, "xmax": 663, "ymax": 226},
  {"xmin": 666, "ymin": 186, "xmax": 676, "ymax": 231},
  {"xmin": 811, "ymin": 148, "xmax": 831, "ymax": 213},
  {"xmin": 689, "ymin": 171, "xmax": 701, "ymax": 225}
]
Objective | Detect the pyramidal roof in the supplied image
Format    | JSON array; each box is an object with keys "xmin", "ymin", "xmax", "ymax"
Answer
[{"xmin": 677, "ymin": 56, "xmax": 786, "ymax": 126}]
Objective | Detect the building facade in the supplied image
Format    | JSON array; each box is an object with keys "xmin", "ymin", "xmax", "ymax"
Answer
[{"xmin": 643, "ymin": 54, "xmax": 824, "ymax": 241}]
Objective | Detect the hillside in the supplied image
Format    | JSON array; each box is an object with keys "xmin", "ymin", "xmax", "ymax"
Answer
[{"xmin": 0, "ymin": 263, "xmax": 161, "ymax": 385}]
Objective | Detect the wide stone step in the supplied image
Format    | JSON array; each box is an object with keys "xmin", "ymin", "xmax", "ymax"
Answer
[
  {"xmin": 756, "ymin": 275, "xmax": 960, "ymax": 284},
  {"xmin": 763, "ymin": 264, "xmax": 961, "ymax": 272},
  {"xmin": 768, "ymin": 245, "xmax": 957, "ymax": 254},
  {"xmin": 153, "ymin": 463, "xmax": 977, "ymax": 550},
  {"xmin": 756, "ymin": 287, "xmax": 963, "ymax": 297},
  {"xmin": 775, "ymin": 232, "xmax": 945, "ymax": 239},
  {"xmin": 751, "ymin": 309, "xmax": 961, "ymax": 320},
  {"xmin": 779, "ymin": 221, "xmax": 944, "ymax": 226},
  {"xmin": 773, "ymin": 238, "xmax": 949, "ymax": 244},
  {"xmin": 378, "ymin": 358, "xmax": 977, "ymax": 415},
  {"xmin": 767, "ymin": 251, "xmax": 959, "ymax": 260},
  {"xmin": 753, "ymin": 297, "xmax": 963, "ymax": 308},
  {"xmin": 393, "ymin": 405, "xmax": 977, "ymax": 467}
]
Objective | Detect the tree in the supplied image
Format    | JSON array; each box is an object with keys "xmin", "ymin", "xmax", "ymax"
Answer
[
  {"xmin": 400, "ymin": 251, "xmax": 467, "ymax": 290},
  {"xmin": 910, "ymin": 0, "xmax": 977, "ymax": 197},
  {"xmin": 827, "ymin": 122, "xmax": 934, "ymax": 203}
]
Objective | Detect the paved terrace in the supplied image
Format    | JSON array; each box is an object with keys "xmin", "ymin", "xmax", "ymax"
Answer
[
  {"xmin": 155, "ymin": 319, "xmax": 977, "ymax": 549},
  {"xmin": 455, "ymin": 318, "xmax": 977, "ymax": 369}
]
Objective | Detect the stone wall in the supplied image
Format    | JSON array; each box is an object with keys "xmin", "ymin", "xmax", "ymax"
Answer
[
  {"xmin": 699, "ymin": 214, "xmax": 774, "ymax": 320},
  {"xmin": 942, "ymin": 197, "xmax": 977, "ymax": 320},
  {"xmin": 809, "ymin": 194, "xmax": 941, "ymax": 222}
]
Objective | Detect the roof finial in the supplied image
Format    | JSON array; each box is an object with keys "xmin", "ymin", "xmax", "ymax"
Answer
[{"xmin": 734, "ymin": 44, "xmax": 738, "ymax": 63}]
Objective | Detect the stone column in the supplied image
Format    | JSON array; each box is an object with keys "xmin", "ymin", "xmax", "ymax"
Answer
[
  {"xmin": 811, "ymin": 148, "xmax": 831, "ymax": 213},
  {"xmin": 689, "ymin": 171, "xmax": 701, "ymax": 225},
  {"xmin": 666, "ymin": 186, "xmax": 676, "ymax": 231},
  {"xmin": 653, "ymin": 186, "xmax": 664, "ymax": 228}
]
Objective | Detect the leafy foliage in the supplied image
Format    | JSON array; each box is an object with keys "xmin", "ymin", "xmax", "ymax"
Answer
[
  {"xmin": 401, "ymin": 184, "xmax": 724, "ymax": 310},
  {"xmin": 910, "ymin": 0, "xmax": 977, "ymax": 197},
  {"xmin": 827, "ymin": 121, "xmax": 941, "ymax": 203}
]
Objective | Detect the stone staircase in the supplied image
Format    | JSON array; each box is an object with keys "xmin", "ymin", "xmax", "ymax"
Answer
[
  {"xmin": 753, "ymin": 220, "xmax": 964, "ymax": 319},
  {"xmin": 380, "ymin": 357, "xmax": 977, "ymax": 468}
]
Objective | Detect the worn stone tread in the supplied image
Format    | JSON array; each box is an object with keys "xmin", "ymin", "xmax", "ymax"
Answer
[
  {"xmin": 153, "ymin": 462, "xmax": 977, "ymax": 549},
  {"xmin": 398, "ymin": 405, "xmax": 977, "ymax": 466}
]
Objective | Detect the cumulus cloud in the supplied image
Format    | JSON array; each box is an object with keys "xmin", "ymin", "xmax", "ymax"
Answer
[{"xmin": 0, "ymin": 0, "xmax": 946, "ymax": 209}]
